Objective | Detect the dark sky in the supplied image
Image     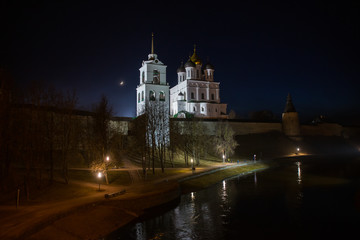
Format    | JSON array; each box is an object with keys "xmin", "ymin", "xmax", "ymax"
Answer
[{"xmin": 2, "ymin": 0, "xmax": 360, "ymax": 123}]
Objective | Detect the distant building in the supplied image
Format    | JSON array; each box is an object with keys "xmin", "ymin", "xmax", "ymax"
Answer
[
  {"xmin": 282, "ymin": 93, "xmax": 300, "ymax": 137},
  {"xmin": 170, "ymin": 46, "xmax": 227, "ymax": 119}
]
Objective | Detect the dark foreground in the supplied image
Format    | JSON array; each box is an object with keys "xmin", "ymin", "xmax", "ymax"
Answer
[{"xmin": 112, "ymin": 154, "xmax": 360, "ymax": 240}]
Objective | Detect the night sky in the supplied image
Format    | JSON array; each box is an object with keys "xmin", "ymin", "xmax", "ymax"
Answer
[{"xmin": 2, "ymin": 1, "xmax": 359, "ymax": 123}]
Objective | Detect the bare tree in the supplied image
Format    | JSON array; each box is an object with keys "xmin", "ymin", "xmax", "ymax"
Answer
[
  {"xmin": 130, "ymin": 114, "xmax": 148, "ymax": 175},
  {"xmin": 180, "ymin": 119, "xmax": 208, "ymax": 166},
  {"xmin": 57, "ymin": 90, "xmax": 78, "ymax": 184},
  {"xmin": 139, "ymin": 100, "xmax": 169, "ymax": 174},
  {"xmin": 90, "ymin": 95, "xmax": 113, "ymax": 184},
  {"xmin": 213, "ymin": 121, "xmax": 238, "ymax": 162}
]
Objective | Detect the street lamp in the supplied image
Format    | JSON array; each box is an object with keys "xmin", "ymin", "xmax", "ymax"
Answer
[
  {"xmin": 296, "ymin": 147, "xmax": 300, "ymax": 155},
  {"xmin": 222, "ymin": 154, "xmax": 225, "ymax": 163},
  {"xmin": 104, "ymin": 156, "xmax": 110, "ymax": 184},
  {"xmin": 97, "ymin": 172, "xmax": 102, "ymax": 191},
  {"xmin": 191, "ymin": 158, "xmax": 195, "ymax": 171}
]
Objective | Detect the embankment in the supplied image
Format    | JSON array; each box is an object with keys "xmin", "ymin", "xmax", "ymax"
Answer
[{"xmin": 27, "ymin": 163, "xmax": 269, "ymax": 239}]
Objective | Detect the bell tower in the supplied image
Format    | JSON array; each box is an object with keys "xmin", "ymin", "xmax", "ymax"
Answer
[{"xmin": 136, "ymin": 33, "xmax": 169, "ymax": 116}]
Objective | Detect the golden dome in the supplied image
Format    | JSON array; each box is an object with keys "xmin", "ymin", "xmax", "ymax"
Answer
[{"xmin": 190, "ymin": 45, "xmax": 202, "ymax": 65}]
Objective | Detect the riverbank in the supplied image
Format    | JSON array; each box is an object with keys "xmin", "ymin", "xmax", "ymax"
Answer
[
  {"xmin": 179, "ymin": 162, "xmax": 269, "ymax": 193},
  {"xmin": 0, "ymin": 162, "xmax": 269, "ymax": 240}
]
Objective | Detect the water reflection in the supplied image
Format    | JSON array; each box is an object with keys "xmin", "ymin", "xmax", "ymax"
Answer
[
  {"xmin": 296, "ymin": 161, "xmax": 302, "ymax": 184},
  {"xmin": 254, "ymin": 172, "xmax": 257, "ymax": 186},
  {"xmin": 113, "ymin": 156, "xmax": 360, "ymax": 240},
  {"xmin": 135, "ymin": 223, "xmax": 145, "ymax": 240},
  {"xmin": 191, "ymin": 192, "xmax": 195, "ymax": 201}
]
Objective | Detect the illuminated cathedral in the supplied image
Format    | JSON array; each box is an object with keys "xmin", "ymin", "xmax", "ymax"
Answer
[
  {"xmin": 170, "ymin": 46, "xmax": 227, "ymax": 119},
  {"xmin": 136, "ymin": 34, "xmax": 227, "ymax": 119}
]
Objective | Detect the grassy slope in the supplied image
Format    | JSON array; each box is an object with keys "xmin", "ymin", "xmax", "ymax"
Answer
[{"xmin": 180, "ymin": 162, "xmax": 269, "ymax": 193}]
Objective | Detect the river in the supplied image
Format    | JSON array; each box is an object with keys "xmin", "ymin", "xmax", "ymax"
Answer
[{"xmin": 109, "ymin": 155, "xmax": 360, "ymax": 239}]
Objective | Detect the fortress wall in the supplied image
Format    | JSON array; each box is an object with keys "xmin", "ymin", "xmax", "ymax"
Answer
[
  {"xmin": 228, "ymin": 122, "xmax": 282, "ymax": 135},
  {"xmin": 174, "ymin": 120, "xmax": 282, "ymax": 136},
  {"xmin": 110, "ymin": 119, "xmax": 129, "ymax": 135},
  {"xmin": 300, "ymin": 123, "xmax": 343, "ymax": 137}
]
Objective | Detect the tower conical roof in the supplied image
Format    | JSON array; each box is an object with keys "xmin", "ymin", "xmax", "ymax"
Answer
[{"xmin": 284, "ymin": 93, "xmax": 296, "ymax": 113}]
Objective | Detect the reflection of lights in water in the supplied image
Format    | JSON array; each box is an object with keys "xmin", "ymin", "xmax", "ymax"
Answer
[
  {"xmin": 296, "ymin": 161, "xmax": 302, "ymax": 184},
  {"xmin": 220, "ymin": 180, "xmax": 230, "ymax": 225},
  {"xmin": 191, "ymin": 192, "xmax": 195, "ymax": 201},
  {"xmin": 297, "ymin": 191, "xmax": 303, "ymax": 201},
  {"xmin": 135, "ymin": 222, "xmax": 146, "ymax": 240},
  {"xmin": 254, "ymin": 172, "xmax": 257, "ymax": 185}
]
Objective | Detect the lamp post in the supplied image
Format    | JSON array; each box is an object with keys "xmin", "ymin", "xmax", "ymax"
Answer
[
  {"xmin": 104, "ymin": 156, "xmax": 110, "ymax": 184},
  {"xmin": 191, "ymin": 158, "xmax": 195, "ymax": 171},
  {"xmin": 222, "ymin": 154, "xmax": 225, "ymax": 163},
  {"xmin": 97, "ymin": 172, "xmax": 102, "ymax": 191},
  {"xmin": 296, "ymin": 147, "xmax": 300, "ymax": 155}
]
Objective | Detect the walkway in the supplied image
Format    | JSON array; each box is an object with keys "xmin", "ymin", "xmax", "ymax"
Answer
[{"xmin": 0, "ymin": 161, "xmax": 247, "ymax": 239}]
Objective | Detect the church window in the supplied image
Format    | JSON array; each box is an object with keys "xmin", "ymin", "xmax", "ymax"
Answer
[
  {"xmin": 193, "ymin": 107, "xmax": 196, "ymax": 112},
  {"xmin": 159, "ymin": 91, "xmax": 165, "ymax": 101},
  {"xmin": 191, "ymin": 92, "xmax": 195, "ymax": 99},
  {"xmin": 183, "ymin": 92, "xmax": 186, "ymax": 100},
  {"xmin": 201, "ymin": 93, "xmax": 204, "ymax": 100},
  {"xmin": 215, "ymin": 108, "xmax": 218, "ymax": 112},
  {"xmin": 150, "ymin": 90, "xmax": 155, "ymax": 101},
  {"xmin": 153, "ymin": 70, "xmax": 160, "ymax": 84},
  {"xmin": 142, "ymin": 71, "xmax": 145, "ymax": 83},
  {"xmin": 211, "ymin": 94, "xmax": 214, "ymax": 100},
  {"xmin": 141, "ymin": 91, "xmax": 144, "ymax": 101},
  {"xmin": 138, "ymin": 93, "xmax": 140, "ymax": 103},
  {"xmin": 201, "ymin": 107, "xmax": 204, "ymax": 112}
]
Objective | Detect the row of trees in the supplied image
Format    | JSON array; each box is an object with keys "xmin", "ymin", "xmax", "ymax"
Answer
[
  {"xmin": 131, "ymin": 101, "xmax": 239, "ymax": 174},
  {"xmin": 0, "ymin": 75, "xmax": 119, "ymax": 198},
  {"xmin": 1, "ymin": 69, "xmax": 239, "ymax": 197}
]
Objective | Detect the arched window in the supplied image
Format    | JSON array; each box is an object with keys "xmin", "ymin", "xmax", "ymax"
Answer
[
  {"xmin": 159, "ymin": 91, "xmax": 165, "ymax": 101},
  {"xmin": 150, "ymin": 90, "xmax": 155, "ymax": 101},
  {"xmin": 201, "ymin": 93, "xmax": 204, "ymax": 100},
  {"xmin": 142, "ymin": 71, "xmax": 145, "ymax": 83},
  {"xmin": 153, "ymin": 70, "xmax": 160, "ymax": 84},
  {"xmin": 201, "ymin": 107, "xmax": 204, "ymax": 112},
  {"xmin": 193, "ymin": 106, "xmax": 196, "ymax": 112},
  {"xmin": 191, "ymin": 92, "xmax": 194, "ymax": 99},
  {"xmin": 138, "ymin": 93, "xmax": 140, "ymax": 103},
  {"xmin": 141, "ymin": 91, "xmax": 144, "ymax": 101}
]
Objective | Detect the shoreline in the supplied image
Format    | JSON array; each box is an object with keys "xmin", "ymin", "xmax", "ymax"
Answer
[{"xmin": 2, "ymin": 162, "xmax": 270, "ymax": 239}]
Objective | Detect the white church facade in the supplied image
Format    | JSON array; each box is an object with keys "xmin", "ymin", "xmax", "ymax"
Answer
[
  {"xmin": 169, "ymin": 47, "xmax": 227, "ymax": 119},
  {"xmin": 136, "ymin": 36, "xmax": 226, "ymax": 119},
  {"xmin": 136, "ymin": 34, "xmax": 170, "ymax": 116}
]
